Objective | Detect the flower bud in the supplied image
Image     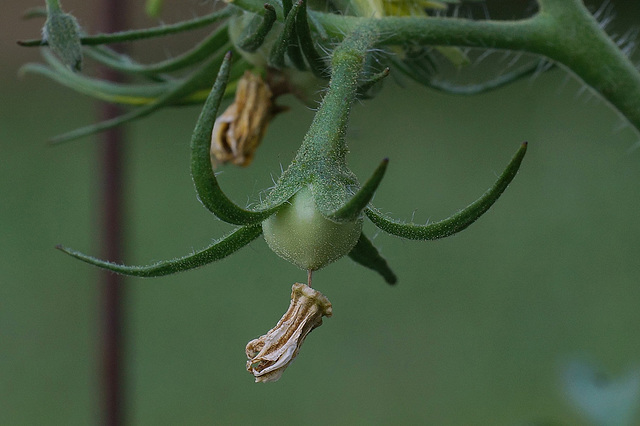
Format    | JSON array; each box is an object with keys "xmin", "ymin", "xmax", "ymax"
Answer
[
  {"xmin": 246, "ymin": 283, "xmax": 332, "ymax": 383},
  {"xmin": 43, "ymin": 9, "xmax": 83, "ymax": 72},
  {"xmin": 211, "ymin": 71, "xmax": 285, "ymax": 167}
]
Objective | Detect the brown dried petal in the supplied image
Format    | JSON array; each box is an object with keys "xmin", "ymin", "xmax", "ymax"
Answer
[
  {"xmin": 246, "ymin": 283, "xmax": 332, "ymax": 383},
  {"xmin": 211, "ymin": 71, "xmax": 283, "ymax": 168}
]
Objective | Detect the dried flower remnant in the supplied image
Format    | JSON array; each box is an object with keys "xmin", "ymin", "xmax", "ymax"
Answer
[
  {"xmin": 211, "ymin": 70, "xmax": 285, "ymax": 167},
  {"xmin": 246, "ymin": 283, "xmax": 332, "ymax": 383}
]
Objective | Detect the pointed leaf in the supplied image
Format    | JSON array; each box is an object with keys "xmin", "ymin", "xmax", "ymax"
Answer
[
  {"xmin": 56, "ymin": 225, "xmax": 262, "ymax": 277},
  {"xmin": 238, "ymin": 4, "xmax": 277, "ymax": 53},
  {"xmin": 296, "ymin": 0, "xmax": 329, "ymax": 78},
  {"xmin": 326, "ymin": 158, "xmax": 388, "ymax": 222},
  {"xmin": 286, "ymin": 3, "xmax": 307, "ymax": 71},
  {"xmin": 348, "ymin": 233, "xmax": 397, "ymax": 284},
  {"xmin": 268, "ymin": 0, "xmax": 302, "ymax": 69},
  {"xmin": 50, "ymin": 49, "xmax": 231, "ymax": 144},
  {"xmin": 367, "ymin": 142, "xmax": 527, "ymax": 240}
]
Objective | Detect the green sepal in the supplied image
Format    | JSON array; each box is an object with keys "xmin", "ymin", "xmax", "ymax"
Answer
[
  {"xmin": 56, "ymin": 225, "xmax": 263, "ymax": 277},
  {"xmin": 268, "ymin": 0, "xmax": 302, "ymax": 69},
  {"xmin": 43, "ymin": 7, "xmax": 83, "ymax": 71},
  {"xmin": 19, "ymin": 8, "xmax": 233, "ymax": 47},
  {"xmin": 238, "ymin": 4, "xmax": 277, "ymax": 53},
  {"xmin": 49, "ymin": 49, "xmax": 232, "ymax": 144},
  {"xmin": 348, "ymin": 233, "xmax": 397, "ymax": 284},
  {"xmin": 285, "ymin": 1, "xmax": 307, "ymax": 71},
  {"xmin": 296, "ymin": 0, "xmax": 329, "ymax": 78},
  {"xmin": 191, "ymin": 52, "xmax": 284, "ymax": 225},
  {"xmin": 326, "ymin": 158, "xmax": 388, "ymax": 222},
  {"xmin": 357, "ymin": 67, "xmax": 390, "ymax": 98},
  {"xmin": 366, "ymin": 142, "xmax": 528, "ymax": 240}
]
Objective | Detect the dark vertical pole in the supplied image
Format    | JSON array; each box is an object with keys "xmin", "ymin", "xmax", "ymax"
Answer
[{"xmin": 98, "ymin": 0, "xmax": 127, "ymax": 425}]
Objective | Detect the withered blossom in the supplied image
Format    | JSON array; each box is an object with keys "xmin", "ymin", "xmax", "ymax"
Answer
[
  {"xmin": 211, "ymin": 70, "xmax": 285, "ymax": 167},
  {"xmin": 246, "ymin": 283, "xmax": 332, "ymax": 383}
]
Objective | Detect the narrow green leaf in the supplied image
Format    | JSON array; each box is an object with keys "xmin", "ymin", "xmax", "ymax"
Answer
[
  {"xmin": 56, "ymin": 225, "xmax": 262, "ymax": 277},
  {"xmin": 366, "ymin": 142, "xmax": 527, "ymax": 240},
  {"xmin": 85, "ymin": 25, "xmax": 230, "ymax": 75},
  {"xmin": 238, "ymin": 4, "xmax": 277, "ymax": 53},
  {"xmin": 22, "ymin": 50, "xmax": 174, "ymax": 104},
  {"xmin": 286, "ymin": 6, "xmax": 307, "ymax": 71},
  {"xmin": 348, "ymin": 233, "xmax": 397, "ymax": 284},
  {"xmin": 296, "ymin": 0, "xmax": 329, "ymax": 78},
  {"xmin": 49, "ymin": 49, "xmax": 231, "ymax": 144},
  {"xmin": 191, "ymin": 52, "xmax": 283, "ymax": 225},
  {"xmin": 23, "ymin": 48, "xmax": 250, "ymax": 106},
  {"xmin": 268, "ymin": 0, "xmax": 302, "ymax": 69},
  {"xmin": 326, "ymin": 158, "xmax": 388, "ymax": 222},
  {"xmin": 19, "ymin": 8, "xmax": 233, "ymax": 46}
]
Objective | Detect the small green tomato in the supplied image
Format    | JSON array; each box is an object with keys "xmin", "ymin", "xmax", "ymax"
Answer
[{"xmin": 262, "ymin": 186, "xmax": 363, "ymax": 271}]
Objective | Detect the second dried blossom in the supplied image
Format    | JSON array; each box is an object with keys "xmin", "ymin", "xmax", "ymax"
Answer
[{"xmin": 211, "ymin": 70, "xmax": 285, "ymax": 167}]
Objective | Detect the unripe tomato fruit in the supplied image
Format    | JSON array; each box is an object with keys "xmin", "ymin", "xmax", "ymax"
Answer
[{"xmin": 262, "ymin": 186, "xmax": 362, "ymax": 270}]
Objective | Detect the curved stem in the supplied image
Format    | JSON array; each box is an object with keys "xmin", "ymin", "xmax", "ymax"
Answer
[{"xmin": 532, "ymin": 2, "xmax": 640, "ymax": 136}]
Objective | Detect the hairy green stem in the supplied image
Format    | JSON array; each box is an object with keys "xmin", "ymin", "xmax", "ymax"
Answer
[
  {"xmin": 263, "ymin": 25, "xmax": 380, "ymax": 212},
  {"xmin": 299, "ymin": 27, "xmax": 376, "ymax": 160}
]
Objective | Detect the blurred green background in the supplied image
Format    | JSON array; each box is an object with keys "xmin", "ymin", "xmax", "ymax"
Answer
[{"xmin": 2, "ymin": 1, "xmax": 640, "ymax": 424}]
